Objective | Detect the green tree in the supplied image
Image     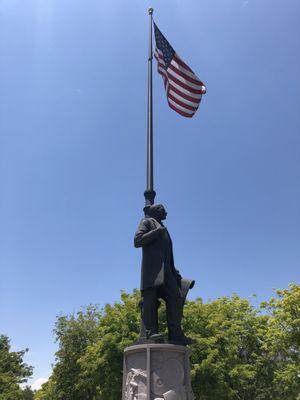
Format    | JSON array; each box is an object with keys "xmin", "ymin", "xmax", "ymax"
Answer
[
  {"xmin": 184, "ymin": 296, "xmax": 273, "ymax": 399},
  {"xmin": 0, "ymin": 335, "xmax": 33, "ymax": 400},
  {"xmin": 35, "ymin": 284, "xmax": 300, "ymax": 400},
  {"xmin": 34, "ymin": 378, "xmax": 57, "ymax": 400},
  {"xmin": 261, "ymin": 283, "xmax": 300, "ymax": 399},
  {"xmin": 45, "ymin": 305, "xmax": 101, "ymax": 400},
  {"xmin": 76, "ymin": 290, "xmax": 141, "ymax": 400},
  {"xmin": 22, "ymin": 386, "xmax": 35, "ymax": 400}
]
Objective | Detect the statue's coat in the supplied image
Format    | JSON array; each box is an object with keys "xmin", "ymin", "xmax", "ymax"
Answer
[{"xmin": 134, "ymin": 217, "xmax": 181, "ymax": 291}]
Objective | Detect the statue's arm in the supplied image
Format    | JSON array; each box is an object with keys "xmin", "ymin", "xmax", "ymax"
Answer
[{"xmin": 134, "ymin": 219, "xmax": 161, "ymax": 248}]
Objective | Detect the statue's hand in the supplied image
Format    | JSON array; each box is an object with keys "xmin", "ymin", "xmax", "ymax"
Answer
[{"xmin": 175, "ymin": 268, "xmax": 182, "ymax": 280}]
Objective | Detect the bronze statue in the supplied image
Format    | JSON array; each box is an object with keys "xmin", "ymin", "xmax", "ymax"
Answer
[{"xmin": 134, "ymin": 204, "xmax": 195, "ymax": 346}]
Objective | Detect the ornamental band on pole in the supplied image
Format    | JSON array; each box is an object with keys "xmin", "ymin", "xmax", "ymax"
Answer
[{"xmin": 154, "ymin": 22, "xmax": 206, "ymax": 118}]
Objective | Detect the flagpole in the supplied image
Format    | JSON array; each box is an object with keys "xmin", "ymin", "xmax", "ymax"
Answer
[{"xmin": 144, "ymin": 7, "xmax": 156, "ymax": 207}]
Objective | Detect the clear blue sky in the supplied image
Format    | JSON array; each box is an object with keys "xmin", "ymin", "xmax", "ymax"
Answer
[{"xmin": 0, "ymin": 0, "xmax": 299, "ymax": 388}]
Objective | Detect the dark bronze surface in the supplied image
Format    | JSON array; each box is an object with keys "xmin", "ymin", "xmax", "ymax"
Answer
[{"xmin": 134, "ymin": 204, "xmax": 195, "ymax": 346}]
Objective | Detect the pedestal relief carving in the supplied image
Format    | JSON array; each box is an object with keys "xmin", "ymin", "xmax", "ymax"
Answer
[
  {"xmin": 125, "ymin": 368, "xmax": 147, "ymax": 400},
  {"xmin": 122, "ymin": 344, "xmax": 193, "ymax": 400}
]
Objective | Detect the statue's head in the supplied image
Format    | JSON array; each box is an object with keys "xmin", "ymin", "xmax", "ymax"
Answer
[{"xmin": 145, "ymin": 203, "xmax": 167, "ymax": 221}]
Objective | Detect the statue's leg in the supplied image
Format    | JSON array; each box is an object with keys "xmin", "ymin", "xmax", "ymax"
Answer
[
  {"xmin": 140, "ymin": 287, "xmax": 159, "ymax": 339},
  {"xmin": 139, "ymin": 296, "xmax": 160, "ymax": 339},
  {"xmin": 138, "ymin": 298, "xmax": 147, "ymax": 339},
  {"xmin": 161, "ymin": 275, "xmax": 194, "ymax": 345},
  {"xmin": 160, "ymin": 275, "xmax": 184, "ymax": 340}
]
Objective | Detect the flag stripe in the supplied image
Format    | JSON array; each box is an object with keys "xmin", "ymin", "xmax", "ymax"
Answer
[
  {"xmin": 157, "ymin": 50, "xmax": 204, "ymax": 89},
  {"xmin": 173, "ymin": 54, "xmax": 194, "ymax": 73},
  {"xmin": 157, "ymin": 49, "xmax": 197, "ymax": 80},
  {"xmin": 168, "ymin": 98, "xmax": 195, "ymax": 114},
  {"xmin": 158, "ymin": 66, "xmax": 167, "ymax": 76},
  {"xmin": 161, "ymin": 72, "xmax": 200, "ymax": 112},
  {"xmin": 171, "ymin": 59, "xmax": 198, "ymax": 80},
  {"xmin": 156, "ymin": 49, "xmax": 202, "ymax": 85},
  {"xmin": 167, "ymin": 71, "xmax": 204, "ymax": 94},
  {"xmin": 169, "ymin": 81, "xmax": 202, "ymax": 100},
  {"xmin": 168, "ymin": 100, "xmax": 194, "ymax": 117},
  {"xmin": 168, "ymin": 84, "xmax": 201, "ymax": 103},
  {"xmin": 159, "ymin": 65, "xmax": 202, "ymax": 106},
  {"xmin": 169, "ymin": 62, "xmax": 203, "ymax": 86},
  {"xmin": 167, "ymin": 67, "xmax": 204, "ymax": 91},
  {"xmin": 169, "ymin": 89, "xmax": 200, "ymax": 107},
  {"xmin": 168, "ymin": 93, "xmax": 198, "ymax": 112}
]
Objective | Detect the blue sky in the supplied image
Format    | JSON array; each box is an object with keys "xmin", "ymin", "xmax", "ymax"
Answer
[{"xmin": 0, "ymin": 0, "xmax": 299, "ymax": 388}]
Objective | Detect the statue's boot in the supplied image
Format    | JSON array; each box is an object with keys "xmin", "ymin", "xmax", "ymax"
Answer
[
  {"xmin": 148, "ymin": 333, "xmax": 165, "ymax": 343},
  {"xmin": 168, "ymin": 333, "xmax": 195, "ymax": 346}
]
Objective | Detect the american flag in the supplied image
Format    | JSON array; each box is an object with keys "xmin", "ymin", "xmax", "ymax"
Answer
[{"xmin": 153, "ymin": 23, "xmax": 206, "ymax": 118}]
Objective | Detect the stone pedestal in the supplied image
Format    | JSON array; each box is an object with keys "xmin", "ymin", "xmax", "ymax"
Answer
[{"xmin": 122, "ymin": 344, "xmax": 193, "ymax": 400}]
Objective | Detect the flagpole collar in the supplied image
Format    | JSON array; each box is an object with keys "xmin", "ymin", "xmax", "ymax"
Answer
[{"xmin": 148, "ymin": 7, "xmax": 154, "ymax": 15}]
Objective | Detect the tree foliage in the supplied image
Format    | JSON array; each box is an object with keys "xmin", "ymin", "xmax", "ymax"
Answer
[
  {"xmin": 35, "ymin": 284, "xmax": 300, "ymax": 400},
  {"xmin": 261, "ymin": 283, "xmax": 300, "ymax": 399},
  {"xmin": 22, "ymin": 386, "xmax": 35, "ymax": 400},
  {"xmin": 51, "ymin": 305, "xmax": 101, "ymax": 400},
  {"xmin": 0, "ymin": 335, "xmax": 33, "ymax": 400}
]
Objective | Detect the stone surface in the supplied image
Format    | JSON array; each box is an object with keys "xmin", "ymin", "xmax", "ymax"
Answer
[{"xmin": 122, "ymin": 344, "xmax": 193, "ymax": 400}]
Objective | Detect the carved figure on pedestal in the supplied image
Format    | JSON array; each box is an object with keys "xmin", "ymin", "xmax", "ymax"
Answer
[
  {"xmin": 125, "ymin": 368, "xmax": 147, "ymax": 400},
  {"xmin": 151, "ymin": 357, "xmax": 187, "ymax": 400},
  {"xmin": 134, "ymin": 204, "xmax": 195, "ymax": 346}
]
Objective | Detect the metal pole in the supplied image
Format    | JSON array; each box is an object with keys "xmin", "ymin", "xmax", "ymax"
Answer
[{"xmin": 144, "ymin": 7, "xmax": 156, "ymax": 207}]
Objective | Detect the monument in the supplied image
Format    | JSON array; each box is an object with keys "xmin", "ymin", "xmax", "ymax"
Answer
[
  {"xmin": 122, "ymin": 203, "xmax": 195, "ymax": 400},
  {"xmin": 122, "ymin": 7, "xmax": 204, "ymax": 399}
]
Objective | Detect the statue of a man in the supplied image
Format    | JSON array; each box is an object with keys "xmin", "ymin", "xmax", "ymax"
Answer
[{"xmin": 134, "ymin": 204, "xmax": 194, "ymax": 346}]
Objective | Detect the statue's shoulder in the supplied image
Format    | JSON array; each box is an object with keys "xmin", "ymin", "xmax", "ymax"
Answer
[
  {"xmin": 139, "ymin": 217, "xmax": 155, "ymax": 226},
  {"xmin": 140, "ymin": 217, "xmax": 150, "ymax": 224},
  {"xmin": 145, "ymin": 217, "xmax": 160, "ymax": 228}
]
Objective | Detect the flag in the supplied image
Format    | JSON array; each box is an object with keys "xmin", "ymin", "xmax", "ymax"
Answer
[{"xmin": 153, "ymin": 22, "xmax": 206, "ymax": 118}]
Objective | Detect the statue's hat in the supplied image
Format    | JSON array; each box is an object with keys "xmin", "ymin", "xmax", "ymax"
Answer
[{"xmin": 180, "ymin": 278, "xmax": 195, "ymax": 301}]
